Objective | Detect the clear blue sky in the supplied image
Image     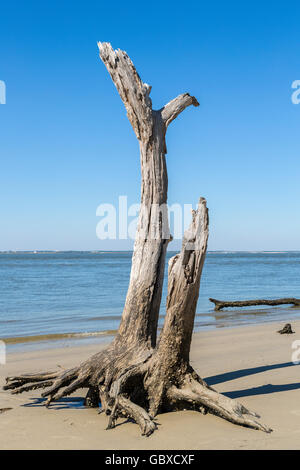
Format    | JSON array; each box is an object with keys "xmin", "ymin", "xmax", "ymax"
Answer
[{"xmin": 1, "ymin": 0, "xmax": 300, "ymax": 251}]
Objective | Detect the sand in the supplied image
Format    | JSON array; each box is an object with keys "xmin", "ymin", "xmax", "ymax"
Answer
[{"xmin": 1, "ymin": 319, "xmax": 300, "ymax": 450}]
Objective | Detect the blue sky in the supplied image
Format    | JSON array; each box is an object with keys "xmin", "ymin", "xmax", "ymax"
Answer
[{"xmin": 1, "ymin": 0, "xmax": 299, "ymax": 251}]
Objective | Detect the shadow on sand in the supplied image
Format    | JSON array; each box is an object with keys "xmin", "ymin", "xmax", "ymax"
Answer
[
  {"xmin": 23, "ymin": 396, "xmax": 86, "ymax": 410},
  {"xmin": 205, "ymin": 361, "xmax": 300, "ymax": 399}
]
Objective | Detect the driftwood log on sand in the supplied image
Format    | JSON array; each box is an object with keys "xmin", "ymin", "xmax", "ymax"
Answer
[
  {"xmin": 277, "ymin": 323, "xmax": 295, "ymax": 334},
  {"xmin": 209, "ymin": 298, "xmax": 300, "ymax": 311}
]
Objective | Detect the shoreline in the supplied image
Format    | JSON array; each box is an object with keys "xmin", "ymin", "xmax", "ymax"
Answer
[
  {"xmin": 2, "ymin": 250, "xmax": 299, "ymax": 253},
  {"xmin": 2, "ymin": 251, "xmax": 299, "ymax": 350},
  {"xmin": 3, "ymin": 309, "xmax": 300, "ymax": 353},
  {"xmin": 1, "ymin": 319, "xmax": 300, "ymax": 449}
]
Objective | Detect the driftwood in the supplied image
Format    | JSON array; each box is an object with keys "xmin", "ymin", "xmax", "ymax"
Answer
[
  {"xmin": 0, "ymin": 408, "xmax": 12, "ymax": 414},
  {"xmin": 4, "ymin": 43, "xmax": 271, "ymax": 435},
  {"xmin": 277, "ymin": 323, "xmax": 295, "ymax": 334},
  {"xmin": 210, "ymin": 297, "xmax": 300, "ymax": 311}
]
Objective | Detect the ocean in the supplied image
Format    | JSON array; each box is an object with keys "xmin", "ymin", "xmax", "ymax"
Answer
[{"xmin": 0, "ymin": 251, "xmax": 299, "ymax": 350}]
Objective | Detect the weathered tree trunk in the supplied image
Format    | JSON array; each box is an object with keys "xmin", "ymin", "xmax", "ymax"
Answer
[
  {"xmin": 98, "ymin": 44, "xmax": 168, "ymax": 350},
  {"xmin": 4, "ymin": 43, "xmax": 271, "ymax": 435},
  {"xmin": 210, "ymin": 297, "xmax": 300, "ymax": 311}
]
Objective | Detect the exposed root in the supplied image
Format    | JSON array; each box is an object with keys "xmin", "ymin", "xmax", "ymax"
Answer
[
  {"xmin": 107, "ymin": 395, "xmax": 157, "ymax": 436},
  {"xmin": 167, "ymin": 373, "xmax": 272, "ymax": 433},
  {"xmin": 4, "ymin": 367, "xmax": 84, "ymax": 407},
  {"xmin": 4, "ymin": 356, "xmax": 272, "ymax": 436},
  {"xmin": 4, "ymin": 349, "xmax": 158, "ymax": 436},
  {"xmin": 10, "ymin": 380, "xmax": 54, "ymax": 394},
  {"xmin": 4, "ymin": 371, "xmax": 58, "ymax": 391},
  {"xmin": 42, "ymin": 368, "xmax": 84, "ymax": 406},
  {"xmin": 45, "ymin": 377, "xmax": 87, "ymax": 406},
  {"xmin": 109, "ymin": 363, "xmax": 146, "ymax": 399},
  {"xmin": 84, "ymin": 386, "xmax": 100, "ymax": 407}
]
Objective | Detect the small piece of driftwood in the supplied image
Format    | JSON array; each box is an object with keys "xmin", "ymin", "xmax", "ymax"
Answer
[
  {"xmin": 277, "ymin": 323, "xmax": 295, "ymax": 334},
  {"xmin": 0, "ymin": 408, "xmax": 12, "ymax": 414},
  {"xmin": 209, "ymin": 297, "xmax": 300, "ymax": 311}
]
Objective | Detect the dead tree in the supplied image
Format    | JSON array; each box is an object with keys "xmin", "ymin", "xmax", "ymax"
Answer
[
  {"xmin": 210, "ymin": 297, "xmax": 300, "ymax": 311},
  {"xmin": 4, "ymin": 43, "xmax": 271, "ymax": 435}
]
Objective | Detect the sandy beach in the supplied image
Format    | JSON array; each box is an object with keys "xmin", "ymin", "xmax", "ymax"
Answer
[{"xmin": 1, "ymin": 319, "xmax": 300, "ymax": 450}]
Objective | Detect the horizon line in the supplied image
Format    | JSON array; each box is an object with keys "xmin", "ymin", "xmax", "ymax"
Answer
[{"xmin": 1, "ymin": 250, "xmax": 299, "ymax": 254}]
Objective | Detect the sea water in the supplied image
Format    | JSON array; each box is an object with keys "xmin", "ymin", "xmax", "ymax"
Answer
[{"xmin": 0, "ymin": 251, "xmax": 299, "ymax": 350}]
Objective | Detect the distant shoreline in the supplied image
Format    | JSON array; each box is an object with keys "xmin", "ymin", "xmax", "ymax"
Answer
[{"xmin": 1, "ymin": 250, "xmax": 300, "ymax": 254}]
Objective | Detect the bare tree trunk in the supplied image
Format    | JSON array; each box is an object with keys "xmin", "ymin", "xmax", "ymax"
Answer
[
  {"xmin": 98, "ymin": 44, "xmax": 168, "ymax": 349},
  {"xmin": 98, "ymin": 43, "xmax": 199, "ymax": 351},
  {"xmin": 138, "ymin": 199, "xmax": 270, "ymax": 432},
  {"xmin": 4, "ymin": 43, "xmax": 271, "ymax": 436}
]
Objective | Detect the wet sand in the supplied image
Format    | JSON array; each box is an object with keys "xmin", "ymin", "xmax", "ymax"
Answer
[{"xmin": 1, "ymin": 319, "xmax": 300, "ymax": 449}]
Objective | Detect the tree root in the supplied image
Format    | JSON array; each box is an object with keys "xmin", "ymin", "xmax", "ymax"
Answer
[
  {"xmin": 112, "ymin": 395, "xmax": 157, "ymax": 436},
  {"xmin": 4, "ymin": 371, "xmax": 58, "ymax": 392},
  {"xmin": 4, "ymin": 367, "xmax": 84, "ymax": 405},
  {"xmin": 167, "ymin": 373, "xmax": 272, "ymax": 433},
  {"xmin": 4, "ymin": 357, "xmax": 271, "ymax": 436}
]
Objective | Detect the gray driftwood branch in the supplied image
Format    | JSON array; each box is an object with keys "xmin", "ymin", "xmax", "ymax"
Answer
[{"xmin": 209, "ymin": 297, "xmax": 300, "ymax": 311}]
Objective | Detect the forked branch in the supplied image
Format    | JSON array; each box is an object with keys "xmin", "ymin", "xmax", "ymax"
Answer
[{"xmin": 162, "ymin": 93, "xmax": 199, "ymax": 128}]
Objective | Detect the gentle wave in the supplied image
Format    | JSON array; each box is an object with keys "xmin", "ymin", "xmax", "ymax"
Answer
[{"xmin": 2, "ymin": 330, "xmax": 118, "ymax": 345}]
